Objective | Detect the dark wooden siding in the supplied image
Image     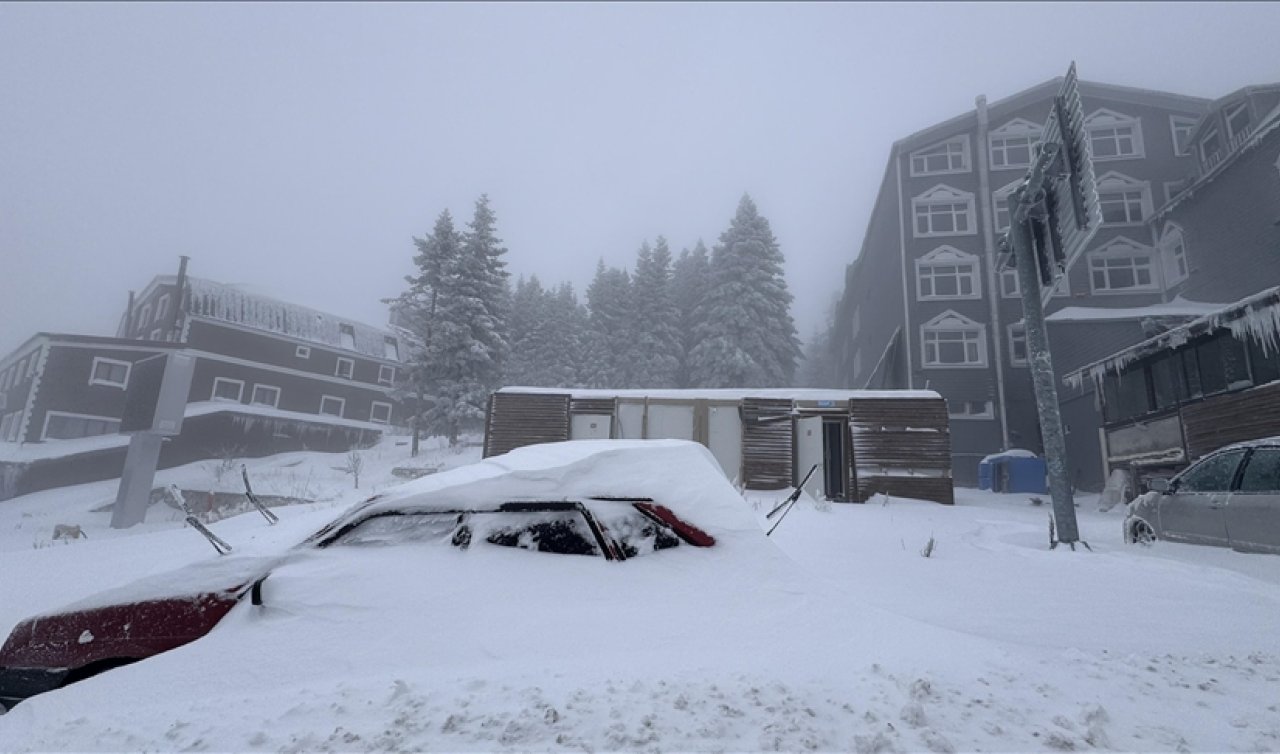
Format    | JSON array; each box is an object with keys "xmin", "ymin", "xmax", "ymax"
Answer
[
  {"xmin": 186, "ymin": 320, "xmax": 397, "ymax": 387},
  {"xmin": 483, "ymin": 392, "xmax": 571, "ymax": 457},
  {"xmin": 1181, "ymin": 381, "xmax": 1280, "ymax": 461},
  {"xmin": 849, "ymin": 396, "xmax": 953, "ymax": 504},
  {"xmin": 186, "ymin": 357, "xmax": 397, "ymax": 425},
  {"xmin": 740, "ymin": 398, "xmax": 794, "ymax": 490},
  {"xmin": 30, "ymin": 344, "xmax": 171, "ymax": 442}
]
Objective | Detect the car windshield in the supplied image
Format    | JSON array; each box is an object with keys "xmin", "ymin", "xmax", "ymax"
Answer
[{"xmin": 322, "ymin": 502, "xmax": 693, "ymax": 559}]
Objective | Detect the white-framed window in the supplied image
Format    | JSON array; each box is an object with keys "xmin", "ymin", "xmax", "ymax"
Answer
[
  {"xmin": 1000, "ymin": 268, "xmax": 1069, "ymax": 298},
  {"xmin": 138, "ymin": 303, "xmax": 152, "ymax": 328},
  {"xmin": 296, "ymin": 345, "xmax": 311, "ymax": 359},
  {"xmin": 26, "ymin": 350, "xmax": 39, "ymax": 379},
  {"xmin": 320, "ymin": 395, "xmax": 345, "ymax": 417},
  {"xmin": 370, "ymin": 401, "xmax": 393, "ymax": 424},
  {"xmin": 89, "ymin": 357, "xmax": 131, "ymax": 389},
  {"xmin": 149, "ymin": 328, "xmax": 162, "ymax": 341},
  {"xmin": 250, "ymin": 384, "xmax": 281, "ymax": 408},
  {"xmin": 1087, "ymin": 238, "xmax": 1159, "ymax": 293},
  {"xmin": 920, "ymin": 311, "xmax": 987, "ymax": 368},
  {"xmin": 1169, "ymin": 115, "xmax": 1198, "ymax": 156},
  {"xmin": 335, "ymin": 357, "xmax": 355, "ymax": 380},
  {"xmin": 1008, "ymin": 322, "xmax": 1028, "ymax": 366},
  {"xmin": 41, "ymin": 411, "xmax": 121, "ymax": 441},
  {"xmin": 1159, "ymin": 223, "xmax": 1190, "ymax": 286},
  {"xmin": 384, "ymin": 337, "xmax": 399, "ymax": 360},
  {"xmin": 988, "ymin": 119, "xmax": 1042, "ymax": 170},
  {"xmin": 211, "ymin": 377, "xmax": 245, "ymax": 402},
  {"xmin": 909, "ymin": 136, "xmax": 970, "ymax": 176},
  {"xmin": 912, "ymin": 185, "xmax": 976, "ymax": 237},
  {"xmin": 1225, "ymin": 101, "xmax": 1252, "ymax": 141},
  {"xmin": 378, "ymin": 364, "xmax": 395, "ymax": 386},
  {"xmin": 1085, "ymin": 109, "xmax": 1143, "ymax": 160},
  {"xmin": 1095, "ymin": 172, "xmax": 1150, "ymax": 226},
  {"xmin": 156, "ymin": 293, "xmax": 171, "ymax": 322},
  {"xmin": 948, "ymin": 400, "xmax": 993, "ymax": 420},
  {"xmin": 339, "ymin": 324, "xmax": 356, "ymax": 351},
  {"xmin": 915, "ymin": 246, "xmax": 981, "ymax": 300},
  {"xmin": 1200, "ymin": 127, "xmax": 1223, "ymax": 169},
  {"xmin": 992, "ymin": 179, "xmax": 1023, "ymax": 233}
]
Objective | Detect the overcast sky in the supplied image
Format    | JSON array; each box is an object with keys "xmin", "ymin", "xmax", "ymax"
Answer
[{"xmin": 3, "ymin": 2, "xmax": 1279, "ymax": 357}]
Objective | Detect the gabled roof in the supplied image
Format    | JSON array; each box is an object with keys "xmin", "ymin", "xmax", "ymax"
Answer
[{"xmin": 182, "ymin": 277, "xmax": 400, "ymax": 361}]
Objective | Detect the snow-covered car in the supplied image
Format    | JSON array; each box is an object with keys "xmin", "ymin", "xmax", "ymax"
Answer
[
  {"xmin": 0, "ymin": 441, "xmax": 728, "ymax": 711},
  {"xmin": 1125, "ymin": 437, "xmax": 1280, "ymax": 554}
]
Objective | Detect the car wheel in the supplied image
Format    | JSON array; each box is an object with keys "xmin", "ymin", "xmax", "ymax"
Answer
[{"xmin": 1129, "ymin": 518, "xmax": 1156, "ymax": 545}]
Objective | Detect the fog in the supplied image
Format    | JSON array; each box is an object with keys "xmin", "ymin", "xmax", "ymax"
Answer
[{"xmin": 3, "ymin": 2, "xmax": 1278, "ymax": 357}]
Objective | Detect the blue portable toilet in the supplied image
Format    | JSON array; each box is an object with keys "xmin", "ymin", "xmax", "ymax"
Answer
[{"xmin": 978, "ymin": 450, "xmax": 1048, "ymax": 494}]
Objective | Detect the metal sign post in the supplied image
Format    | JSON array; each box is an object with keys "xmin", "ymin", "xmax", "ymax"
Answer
[
  {"xmin": 111, "ymin": 352, "xmax": 196, "ymax": 529},
  {"xmin": 999, "ymin": 63, "xmax": 1102, "ymax": 548}
]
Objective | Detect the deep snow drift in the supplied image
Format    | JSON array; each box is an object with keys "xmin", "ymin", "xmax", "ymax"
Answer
[{"xmin": 1, "ymin": 438, "xmax": 1277, "ymax": 752}]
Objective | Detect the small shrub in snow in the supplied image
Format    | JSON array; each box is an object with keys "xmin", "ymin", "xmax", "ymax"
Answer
[
  {"xmin": 344, "ymin": 450, "xmax": 365, "ymax": 490},
  {"xmin": 1029, "ymin": 496, "xmax": 1044, "ymax": 506},
  {"xmin": 920, "ymin": 535, "xmax": 936, "ymax": 558}
]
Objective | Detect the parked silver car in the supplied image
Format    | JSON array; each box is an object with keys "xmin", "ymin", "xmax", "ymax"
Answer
[{"xmin": 1125, "ymin": 437, "xmax": 1280, "ymax": 554}]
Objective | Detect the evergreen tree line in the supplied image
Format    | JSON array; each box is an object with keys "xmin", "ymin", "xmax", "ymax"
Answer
[
  {"xmin": 503, "ymin": 194, "xmax": 802, "ymax": 391},
  {"xmin": 390, "ymin": 193, "xmax": 805, "ymax": 446}
]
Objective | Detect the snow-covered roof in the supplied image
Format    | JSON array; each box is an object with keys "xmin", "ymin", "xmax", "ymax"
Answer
[
  {"xmin": 1065, "ymin": 285, "xmax": 1280, "ymax": 388},
  {"xmin": 1046, "ymin": 299, "xmax": 1226, "ymax": 323},
  {"xmin": 980, "ymin": 449, "xmax": 1039, "ymax": 464},
  {"xmin": 498, "ymin": 387, "xmax": 943, "ymax": 401},
  {"xmin": 183, "ymin": 277, "xmax": 400, "ymax": 360}
]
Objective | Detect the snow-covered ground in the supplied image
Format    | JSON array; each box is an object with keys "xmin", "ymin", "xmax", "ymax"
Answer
[{"xmin": 1, "ymin": 438, "xmax": 1278, "ymax": 752}]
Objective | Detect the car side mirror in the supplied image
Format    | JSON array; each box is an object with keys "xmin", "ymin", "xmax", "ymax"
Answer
[{"xmin": 1147, "ymin": 478, "xmax": 1171, "ymax": 494}]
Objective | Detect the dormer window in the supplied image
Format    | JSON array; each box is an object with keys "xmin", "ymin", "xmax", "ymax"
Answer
[
  {"xmin": 1225, "ymin": 102, "xmax": 1252, "ymax": 141},
  {"xmin": 1085, "ymin": 109, "xmax": 1143, "ymax": 160},
  {"xmin": 1169, "ymin": 115, "xmax": 1198, "ymax": 156},
  {"xmin": 1159, "ymin": 223, "xmax": 1190, "ymax": 286},
  {"xmin": 1200, "ymin": 128, "xmax": 1223, "ymax": 169},
  {"xmin": 339, "ymin": 323, "xmax": 356, "ymax": 350},
  {"xmin": 909, "ymin": 137, "xmax": 970, "ymax": 176},
  {"xmin": 384, "ymin": 336, "xmax": 399, "ymax": 360},
  {"xmin": 988, "ymin": 119, "xmax": 1042, "ymax": 170}
]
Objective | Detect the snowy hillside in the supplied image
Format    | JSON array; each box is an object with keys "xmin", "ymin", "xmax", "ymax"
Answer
[{"xmin": 1, "ymin": 439, "xmax": 1278, "ymax": 752}]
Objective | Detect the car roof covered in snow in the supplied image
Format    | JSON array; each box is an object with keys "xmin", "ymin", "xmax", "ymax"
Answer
[{"xmin": 332, "ymin": 440, "xmax": 763, "ymax": 541}]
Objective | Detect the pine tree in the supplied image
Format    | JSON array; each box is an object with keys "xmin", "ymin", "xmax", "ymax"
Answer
[
  {"xmin": 672, "ymin": 240, "xmax": 710, "ymax": 387},
  {"xmin": 385, "ymin": 209, "xmax": 463, "ymax": 454},
  {"xmin": 503, "ymin": 275, "xmax": 547, "ymax": 387},
  {"xmin": 585, "ymin": 260, "xmax": 636, "ymax": 387},
  {"xmin": 630, "ymin": 237, "xmax": 682, "ymax": 387},
  {"xmin": 688, "ymin": 194, "xmax": 802, "ymax": 388},
  {"xmin": 422, "ymin": 195, "xmax": 510, "ymax": 444}
]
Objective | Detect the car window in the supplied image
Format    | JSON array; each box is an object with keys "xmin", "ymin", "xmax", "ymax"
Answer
[
  {"xmin": 1177, "ymin": 449, "xmax": 1247, "ymax": 492},
  {"xmin": 593, "ymin": 509, "xmax": 680, "ymax": 558},
  {"xmin": 328, "ymin": 513, "xmax": 462, "ymax": 547},
  {"xmin": 1239, "ymin": 448, "xmax": 1280, "ymax": 493},
  {"xmin": 474, "ymin": 511, "xmax": 601, "ymax": 556}
]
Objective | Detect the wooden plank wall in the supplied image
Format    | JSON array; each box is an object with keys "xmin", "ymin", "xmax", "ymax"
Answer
[
  {"xmin": 849, "ymin": 397, "xmax": 954, "ymax": 504},
  {"xmin": 740, "ymin": 397, "xmax": 795, "ymax": 490},
  {"xmin": 483, "ymin": 392, "xmax": 571, "ymax": 458},
  {"xmin": 1181, "ymin": 381, "xmax": 1280, "ymax": 461}
]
